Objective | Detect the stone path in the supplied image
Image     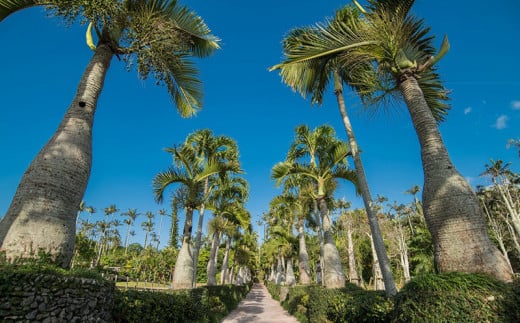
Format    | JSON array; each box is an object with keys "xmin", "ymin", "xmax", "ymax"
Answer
[{"xmin": 221, "ymin": 283, "xmax": 299, "ymax": 323}]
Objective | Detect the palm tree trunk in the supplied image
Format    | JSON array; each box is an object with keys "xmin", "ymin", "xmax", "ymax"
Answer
[
  {"xmin": 297, "ymin": 218, "xmax": 312, "ymax": 285},
  {"xmin": 220, "ymin": 234, "xmax": 231, "ymax": 285},
  {"xmin": 395, "ymin": 221, "xmax": 411, "ymax": 283},
  {"xmin": 172, "ymin": 207, "xmax": 194, "ymax": 289},
  {"xmin": 313, "ymin": 200, "xmax": 325, "ymax": 286},
  {"xmin": 206, "ymin": 231, "xmax": 220, "ymax": 286},
  {"xmin": 285, "ymin": 258, "xmax": 296, "ymax": 286},
  {"xmin": 368, "ymin": 233, "xmax": 384, "ymax": 290},
  {"xmin": 318, "ymin": 196, "xmax": 346, "ymax": 288},
  {"xmin": 192, "ymin": 205, "xmax": 205, "ymax": 287},
  {"xmin": 346, "ymin": 218, "xmax": 360, "ymax": 286},
  {"xmin": 0, "ymin": 44, "xmax": 113, "ymax": 268},
  {"xmin": 399, "ymin": 75, "xmax": 512, "ymax": 282},
  {"xmin": 335, "ymin": 74, "xmax": 397, "ymax": 295}
]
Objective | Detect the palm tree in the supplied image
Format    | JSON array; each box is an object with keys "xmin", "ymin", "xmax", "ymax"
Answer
[
  {"xmin": 354, "ymin": 0, "xmax": 512, "ymax": 281},
  {"xmin": 205, "ymin": 173, "xmax": 249, "ymax": 286},
  {"xmin": 272, "ymin": 124, "xmax": 357, "ymax": 288},
  {"xmin": 271, "ymin": 0, "xmax": 512, "ymax": 282},
  {"xmin": 270, "ymin": 6, "xmax": 397, "ymax": 295},
  {"xmin": 141, "ymin": 212, "xmax": 155, "ymax": 249},
  {"xmin": 183, "ymin": 129, "xmax": 241, "ymax": 287},
  {"xmin": 271, "ymin": 189, "xmax": 312, "ymax": 285},
  {"xmin": 122, "ymin": 208, "xmax": 140, "ymax": 255},
  {"xmin": 0, "ymin": 0, "xmax": 219, "ymax": 268},
  {"xmin": 481, "ymin": 160, "xmax": 520, "ymax": 236},
  {"xmin": 153, "ymin": 144, "xmax": 224, "ymax": 289}
]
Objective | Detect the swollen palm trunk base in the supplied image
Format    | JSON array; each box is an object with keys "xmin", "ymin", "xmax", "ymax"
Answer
[
  {"xmin": 172, "ymin": 242, "xmax": 194, "ymax": 289},
  {"xmin": 0, "ymin": 44, "xmax": 113, "ymax": 268}
]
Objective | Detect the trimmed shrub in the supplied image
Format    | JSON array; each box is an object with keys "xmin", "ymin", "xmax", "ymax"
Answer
[
  {"xmin": 113, "ymin": 284, "xmax": 251, "ymax": 323},
  {"xmin": 279, "ymin": 284, "xmax": 393, "ymax": 323},
  {"xmin": 391, "ymin": 273, "xmax": 520, "ymax": 323}
]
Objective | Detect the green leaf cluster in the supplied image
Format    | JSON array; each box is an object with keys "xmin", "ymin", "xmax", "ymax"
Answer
[
  {"xmin": 113, "ymin": 284, "xmax": 251, "ymax": 323},
  {"xmin": 392, "ymin": 273, "xmax": 520, "ymax": 322}
]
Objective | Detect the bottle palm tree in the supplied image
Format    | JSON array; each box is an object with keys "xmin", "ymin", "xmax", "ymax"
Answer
[
  {"xmin": 205, "ymin": 173, "xmax": 249, "ymax": 285},
  {"xmin": 271, "ymin": 0, "xmax": 512, "ymax": 282},
  {"xmin": 272, "ymin": 124, "xmax": 357, "ymax": 288},
  {"xmin": 270, "ymin": 6, "xmax": 397, "ymax": 295},
  {"xmin": 153, "ymin": 144, "xmax": 224, "ymax": 289},
  {"xmin": 0, "ymin": 0, "xmax": 219, "ymax": 268},
  {"xmin": 183, "ymin": 129, "xmax": 241, "ymax": 287},
  {"xmin": 270, "ymin": 190, "xmax": 312, "ymax": 285}
]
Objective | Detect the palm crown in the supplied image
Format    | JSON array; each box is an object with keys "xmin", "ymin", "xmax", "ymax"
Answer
[
  {"xmin": 1, "ymin": 0, "xmax": 220, "ymax": 116},
  {"xmin": 271, "ymin": 0, "xmax": 450, "ymax": 121}
]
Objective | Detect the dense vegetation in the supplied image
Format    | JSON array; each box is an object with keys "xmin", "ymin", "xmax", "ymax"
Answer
[{"xmin": 1, "ymin": 0, "xmax": 519, "ymax": 321}]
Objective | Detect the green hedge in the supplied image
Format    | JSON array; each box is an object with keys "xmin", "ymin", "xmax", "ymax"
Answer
[
  {"xmin": 269, "ymin": 274, "xmax": 520, "ymax": 323},
  {"xmin": 391, "ymin": 273, "xmax": 520, "ymax": 323},
  {"xmin": 1, "ymin": 264, "xmax": 251, "ymax": 323},
  {"xmin": 113, "ymin": 284, "xmax": 251, "ymax": 323}
]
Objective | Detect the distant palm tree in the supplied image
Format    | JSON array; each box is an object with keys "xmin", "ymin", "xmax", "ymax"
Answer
[
  {"xmin": 183, "ymin": 129, "xmax": 241, "ymax": 287},
  {"xmin": 153, "ymin": 144, "xmax": 224, "ymax": 289},
  {"xmin": 272, "ymin": 125, "xmax": 357, "ymax": 288},
  {"xmin": 122, "ymin": 209, "xmax": 140, "ymax": 255},
  {"xmin": 141, "ymin": 211, "xmax": 155, "ymax": 249},
  {"xmin": 205, "ymin": 174, "xmax": 249, "ymax": 285},
  {"xmin": 0, "ymin": 0, "xmax": 219, "ymax": 268}
]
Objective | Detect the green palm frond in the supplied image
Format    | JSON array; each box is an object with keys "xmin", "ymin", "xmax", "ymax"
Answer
[
  {"xmin": 168, "ymin": 3, "xmax": 220, "ymax": 57},
  {"xmin": 0, "ymin": 0, "xmax": 37, "ymax": 21},
  {"xmin": 152, "ymin": 167, "xmax": 192, "ymax": 203}
]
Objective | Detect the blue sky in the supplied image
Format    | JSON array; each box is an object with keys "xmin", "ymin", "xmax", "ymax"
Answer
[{"xmin": 1, "ymin": 1, "xmax": 519, "ymax": 248}]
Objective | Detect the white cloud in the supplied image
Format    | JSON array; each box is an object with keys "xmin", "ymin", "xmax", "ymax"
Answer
[
  {"xmin": 511, "ymin": 101, "xmax": 520, "ymax": 110},
  {"xmin": 464, "ymin": 107, "xmax": 472, "ymax": 115},
  {"xmin": 493, "ymin": 115, "xmax": 509, "ymax": 130}
]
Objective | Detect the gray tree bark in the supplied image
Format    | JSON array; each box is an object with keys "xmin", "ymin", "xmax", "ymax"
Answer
[
  {"xmin": 220, "ymin": 234, "xmax": 231, "ymax": 285},
  {"xmin": 172, "ymin": 207, "xmax": 194, "ymax": 289},
  {"xmin": 335, "ymin": 74, "xmax": 397, "ymax": 295},
  {"xmin": 0, "ymin": 44, "xmax": 113, "ymax": 268},
  {"xmin": 297, "ymin": 218, "xmax": 311, "ymax": 285},
  {"xmin": 206, "ymin": 231, "xmax": 220, "ymax": 286},
  {"xmin": 399, "ymin": 75, "xmax": 513, "ymax": 282},
  {"xmin": 318, "ymin": 197, "xmax": 346, "ymax": 288}
]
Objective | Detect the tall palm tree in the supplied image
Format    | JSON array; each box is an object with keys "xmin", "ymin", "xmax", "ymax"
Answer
[
  {"xmin": 0, "ymin": 0, "xmax": 219, "ymax": 268},
  {"xmin": 271, "ymin": 0, "xmax": 512, "ymax": 282},
  {"xmin": 272, "ymin": 124, "xmax": 357, "ymax": 288},
  {"xmin": 153, "ymin": 144, "xmax": 224, "ymax": 289},
  {"xmin": 141, "ymin": 212, "xmax": 155, "ymax": 249},
  {"xmin": 122, "ymin": 208, "xmax": 140, "ymax": 255},
  {"xmin": 183, "ymin": 129, "xmax": 241, "ymax": 287},
  {"xmin": 270, "ymin": 6, "xmax": 397, "ymax": 295},
  {"xmin": 354, "ymin": 0, "xmax": 512, "ymax": 281},
  {"xmin": 205, "ymin": 173, "xmax": 249, "ymax": 285}
]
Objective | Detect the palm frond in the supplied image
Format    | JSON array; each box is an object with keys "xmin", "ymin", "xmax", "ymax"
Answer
[{"xmin": 0, "ymin": 0, "xmax": 37, "ymax": 22}]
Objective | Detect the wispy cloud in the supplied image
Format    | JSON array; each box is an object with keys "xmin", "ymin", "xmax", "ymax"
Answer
[
  {"xmin": 511, "ymin": 100, "xmax": 520, "ymax": 110},
  {"xmin": 464, "ymin": 107, "xmax": 472, "ymax": 115},
  {"xmin": 493, "ymin": 115, "xmax": 509, "ymax": 130}
]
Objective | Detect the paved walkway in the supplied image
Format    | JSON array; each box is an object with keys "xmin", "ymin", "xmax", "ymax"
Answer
[{"xmin": 221, "ymin": 283, "xmax": 299, "ymax": 323}]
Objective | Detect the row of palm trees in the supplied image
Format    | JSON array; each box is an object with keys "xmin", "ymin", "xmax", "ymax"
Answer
[
  {"xmin": 0, "ymin": 0, "xmax": 513, "ymax": 295},
  {"xmin": 268, "ymin": 0, "xmax": 512, "ymax": 297},
  {"xmin": 152, "ymin": 129, "xmax": 252, "ymax": 289}
]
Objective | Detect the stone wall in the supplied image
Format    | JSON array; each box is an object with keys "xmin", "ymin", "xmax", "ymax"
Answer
[{"xmin": 0, "ymin": 272, "xmax": 115, "ymax": 322}]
